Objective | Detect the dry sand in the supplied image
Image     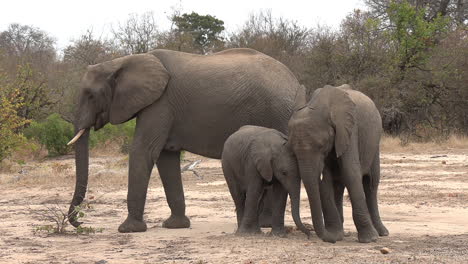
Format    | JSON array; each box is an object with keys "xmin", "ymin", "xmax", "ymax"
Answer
[{"xmin": 0, "ymin": 148, "xmax": 467, "ymax": 263}]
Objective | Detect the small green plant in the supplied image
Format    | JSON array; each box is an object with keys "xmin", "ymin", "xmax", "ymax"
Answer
[
  {"xmin": 32, "ymin": 199, "xmax": 103, "ymax": 235},
  {"xmin": 76, "ymin": 226, "xmax": 104, "ymax": 234},
  {"xmin": 24, "ymin": 113, "xmax": 74, "ymax": 156}
]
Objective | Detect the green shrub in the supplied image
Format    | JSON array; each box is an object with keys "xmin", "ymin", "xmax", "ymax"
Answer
[
  {"xmin": 0, "ymin": 91, "xmax": 30, "ymax": 162},
  {"xmin": 90, "ymin": 119, "xmax": 136, "ymax": 153},
  {"xmin": 23, "ymin": 114, "xmax": 137, "ymax": 156},
  {"xmin": 24, "ymin": 114, "xmax": 74, "ymax": 156}
]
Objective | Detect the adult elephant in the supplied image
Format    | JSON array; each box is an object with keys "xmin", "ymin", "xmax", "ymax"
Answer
[{"xmin": 67, "ymin": 48, "xmax": 305, "ymax": 233}]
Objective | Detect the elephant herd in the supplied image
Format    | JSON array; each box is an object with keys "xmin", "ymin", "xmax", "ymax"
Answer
[{"xmin": 67, "ymin": 48, "xmax": 388, "ymax": 244}]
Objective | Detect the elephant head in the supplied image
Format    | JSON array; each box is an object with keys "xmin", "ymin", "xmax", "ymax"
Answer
[
  {"xmin": 67, "ymin": 54, "xmax": 170, "ymax": 226},
  {"xmin": 288, "ymin": 85, "xmax": 356, "ymax": 243},
  {"xmin": 250, "ymin": 132, "xmax": 311, "ymax": 237}
]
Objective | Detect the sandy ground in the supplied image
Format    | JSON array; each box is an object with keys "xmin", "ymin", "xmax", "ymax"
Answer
[{"xmin": 0, "ymin": 148, "xmax": 467, "ymax": 263}]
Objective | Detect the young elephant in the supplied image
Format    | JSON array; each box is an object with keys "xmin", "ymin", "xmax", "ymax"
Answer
[
  {"xmin": 221, "ymin": 125, "xmax": 310, "ymax": 237},
  {"xmin": 288, "ymin": 84, "xmax": 388, "ymax": 243}
]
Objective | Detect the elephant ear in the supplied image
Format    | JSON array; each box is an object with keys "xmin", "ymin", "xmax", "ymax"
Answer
[
  {"xmin": 109, "ymin": 54, "xmax": 170, "ymax": 124},
  {"xmin": 293, "ymin": 85, "xmax": 307, "ymax": 111},
  {"xmin": 337, "ymin": 84, "xmax": 353, "ymax": 91},
  {"xmin": 329, "ymin": 87, "xmax": 356, "ymax": 157},
  {"xmin": 250, "ymin": 140, "xmax": 273, "ymax": 182}
]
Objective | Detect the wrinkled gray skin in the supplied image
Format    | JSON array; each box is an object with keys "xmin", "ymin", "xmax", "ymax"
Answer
[
  {"xmin": 288, "ymin": 84, "xmax": 389, "ymax": 243},
  {"xmin": 221, "ymin": 126, "xmax": 310, "ymax": 238},
  {"xmin": 68, "ymin": 48, "xmax": 305, "ymax": 233}
]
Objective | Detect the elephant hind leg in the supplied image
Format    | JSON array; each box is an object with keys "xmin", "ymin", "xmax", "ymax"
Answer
[
  {"xmin": 158, "ymin": 150, "xmax": 190, "ymax": 228},
  {"xmin": 364, "ymin": 153, "xmax": 389, "ymax": 236},
  {"xmin": 339, "ymin": 154, "xmax": 378, "ymax": 243}
]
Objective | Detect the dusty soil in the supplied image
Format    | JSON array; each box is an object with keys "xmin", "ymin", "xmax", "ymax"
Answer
[{"xmin": 0, "ymin": 147, "xmax": 467, "ymax": 263}]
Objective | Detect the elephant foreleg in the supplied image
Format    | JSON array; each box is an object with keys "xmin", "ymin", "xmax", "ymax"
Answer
[
  {"xmin": 258, "ymin": 187, "xmax": 273, "ymax": 227},
  {"xmin": 237, "ymin": 178, "xmax": 263, "ymax": 234},
  {"xmin": 320, "ymin": 166, "xmax": 344, "ymax": 241},
  {"xmin": 333, "ymin": 180, "xmax": 345, "ymax": 224},
  {"xmin": 158, "ymin": 150, "xmax": 190, "ymax": 228},
  {"xmin": 270, "ymin": 182, "xmax": 288, "ymax": 236},
  {"xmin": 118, "ymin": 143, "xmax": 155, "ymax": 233}
]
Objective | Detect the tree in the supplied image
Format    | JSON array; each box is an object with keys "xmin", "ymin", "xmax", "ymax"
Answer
[
  {"xmin": 0, "ymin": 23, "xmax": 56, "ymax": 73},
  {"xmin": 64, "ymin": 30, "xmax": 120, "ymax": 66},
  {"xmin": 229, "ymin": 11, "xmax": 309, "ymax": 85},
  {"xmin": 0, "ymin": 64, "xmax": 55, "ymax": 120},
  {"xmin": 365, "ymin": 0, "xmax": 467, "ymax": 27},
  {"xmin": 112, "ymin": 12, "xmax": 159, "ymax": 54},
  {"xmin": 172, "ymin": 12, "xmax": 225, "ymax": 54},
  {"xmin": 0, "ymin": 89, "xmax": 30, "ymax": 162}
]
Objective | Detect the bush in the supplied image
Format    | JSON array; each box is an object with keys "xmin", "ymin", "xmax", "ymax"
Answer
[
  {"xmin": 0, "ymin": 91, "xmax": 30, "ymax": 162},
  {"xmin": 90, "ymin": 119, "xmax": 135, "ymax": 153},
  {"xmin": 24, "ymin": 114, "xmax": 74, "ymax": 156}
]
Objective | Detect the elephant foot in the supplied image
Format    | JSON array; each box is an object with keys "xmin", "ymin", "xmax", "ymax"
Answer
[
  {"xmin": 162, "ymin": 214, "xmax": 190, "ymax": 229},
  {"xmin": 357, "ymin": 226, "xmax": 379, "ymax": 243},
  {"xmin": 328, "ymin": 228, "xmax": 345, "ymax": 241},
  {"xmin": 318, "ymin": 231, "xmax": 337, "ymax": 243},
  {"xmin": 236, "ymin": 225, "xmax": 262, "ymax": 235},
  {"xmin": 270, "ymin": 227, "xmax": 287, "ymax": 238},
  {"xmin": 326, "ymin": 224, "xmax": 344, "ymax": 241},
  {"xmin": 375, "ymin": 223, "xmax": 389, "ymax": 237},
  {"xmin": 118, "ymin": 217, "xmax": 147, "ymax": 233}
]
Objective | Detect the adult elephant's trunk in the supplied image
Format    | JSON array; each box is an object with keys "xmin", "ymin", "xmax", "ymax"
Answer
[
  {"xmin": 298, "ymin": 158, "xmax": 336, "ymax": 243},
  {"xmin": 290, "ymin": 193, "xmax": 310, "ymax": 238},
  {"xmin": 67, "ymin": 127, "xmax": 90, "ymax": 227}
]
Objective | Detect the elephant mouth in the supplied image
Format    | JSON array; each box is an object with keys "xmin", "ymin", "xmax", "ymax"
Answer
[{"xmin": 94, "ymin": 112, "xmax": 108, "ymax": 131}]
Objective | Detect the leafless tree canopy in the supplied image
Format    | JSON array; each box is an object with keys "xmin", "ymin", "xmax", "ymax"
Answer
[{"xmin": 112, "ymin": 12, "xmax": 159, "ymax": 55}]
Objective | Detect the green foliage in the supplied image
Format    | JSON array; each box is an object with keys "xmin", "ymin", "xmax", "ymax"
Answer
[
  {"xmin": 173, "ymin": 12, "xmax": 225, "ymax": 53},
  {"xmin": 387, "ymin": 1, "xmax": 450, "ymax": 71},
  {"xmin": 33, "ymin": 202, "xmax": 103, "ymax": 235},
  {"xmin": 76, "ymin": 226, "xmax": 104, "ymax": 234},
  {"xmin": 0, "ymin": 64, "xmax": 54, "ymax": 120},
  {"xmin": 0, "ymin": 90, "xmax": 30, "ymax": 162},
  {"xmin": 24, "ymin": 113, "xmax": 74, "ymax": 156},
  {"xmin": 89, "ymin": 119, "xmax": 136, "ymax": 153}
]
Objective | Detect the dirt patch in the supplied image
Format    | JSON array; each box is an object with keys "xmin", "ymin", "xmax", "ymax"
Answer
[{"xmin": 0, "ymin": 148, "xmax": 467, "ymax": 263}]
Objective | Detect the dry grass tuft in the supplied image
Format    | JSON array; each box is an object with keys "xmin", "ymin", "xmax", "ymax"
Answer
[{"xmin": 380, "ymin": 133, "xmax": 468, "ymax": 153}]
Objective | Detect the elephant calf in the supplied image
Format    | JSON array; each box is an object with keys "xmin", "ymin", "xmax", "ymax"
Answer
[
  {"xmin": 289, "ymin": 84, "xmax": 389, "ymax": 243},
  {"xmin": 221, "ymin": 125, "xmax": 310, "ymax": 237}
]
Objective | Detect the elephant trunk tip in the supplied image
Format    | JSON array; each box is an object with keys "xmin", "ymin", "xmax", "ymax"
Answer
[{"xmin": 67, "ymin": 205, "xmax": 83, "ymax": 228}]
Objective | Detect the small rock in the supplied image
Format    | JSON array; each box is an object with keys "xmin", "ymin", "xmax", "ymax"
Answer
[
  {"xmin": 380, "ymin": 247, "xmax": 391, "ymax": 254},
  {"xmin": 442, "ymin": 161, "xmax": 446, "ymax": 164}
]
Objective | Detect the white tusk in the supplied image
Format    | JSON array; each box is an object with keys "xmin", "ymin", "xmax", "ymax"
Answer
[{"xmin": 67, "ymin": 129, "xmax": 85, "ymax": 145}]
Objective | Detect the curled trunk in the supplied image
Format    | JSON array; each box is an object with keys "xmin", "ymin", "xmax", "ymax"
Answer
[{"xmin": 67, "ymin": 127, "xmax": 90, "ymax": 227}]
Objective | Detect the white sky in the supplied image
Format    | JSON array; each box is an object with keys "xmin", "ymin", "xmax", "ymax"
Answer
[{"xmin": 0, "ymin": 0, "xmax": 366, "ymax": 50}]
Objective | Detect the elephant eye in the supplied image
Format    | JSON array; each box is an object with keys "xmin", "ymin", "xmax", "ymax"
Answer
[{"xmin": 281, "ymin": 170, "xmax": 287, "ymax": 176}]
